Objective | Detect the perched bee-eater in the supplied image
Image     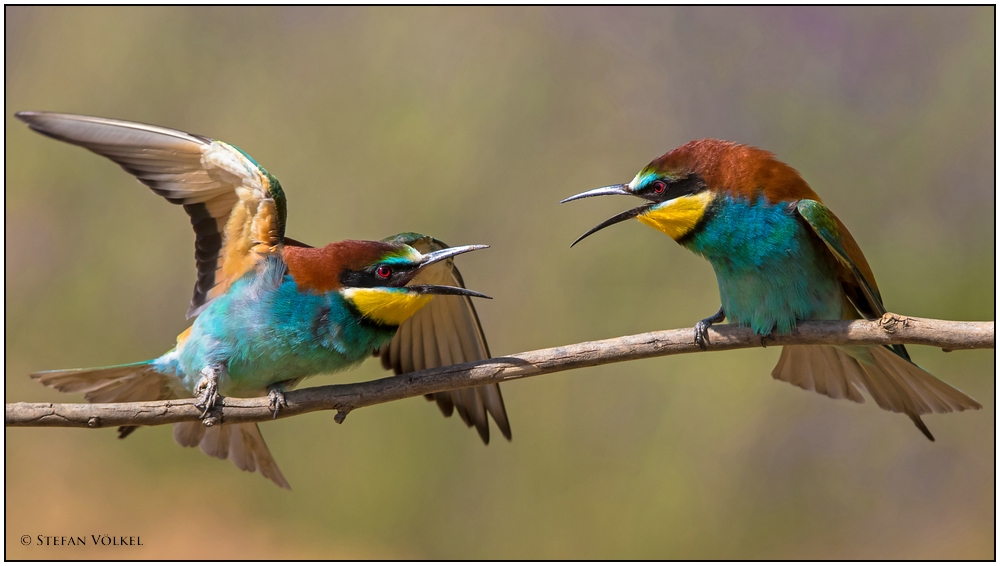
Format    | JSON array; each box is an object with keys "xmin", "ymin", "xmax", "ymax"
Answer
[
  {"xmin": 562, "ymin": 139, "xmax": 980, "ymax": 440},
  {"xmin": 18, "ymin": 112, "xmax": 510, "ymax": 488}
]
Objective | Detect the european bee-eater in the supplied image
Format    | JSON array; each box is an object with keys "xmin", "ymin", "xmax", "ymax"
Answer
[
  {"xmin": 18, "ymin": 111, "xmax": 510, "ymax": 488},
  {"xmin": 562, "ymin": 139, "xmax": 980, "ymax": 440}
]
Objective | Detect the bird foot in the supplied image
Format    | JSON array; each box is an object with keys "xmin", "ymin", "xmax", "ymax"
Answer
[
  {"xmin": 268, "ymin": 388, "xmax": 287, "ymax": 419},
  {"xmin": 194, "ymin": 365, "xmax": 221, "ymax": 418},
  {"xmin": 694, "ymin": 307, "xmax": 726, "ymax": 350},
  {"xmin": 694, "ymin": 321, "xmax": 711, "ymax": 350}
]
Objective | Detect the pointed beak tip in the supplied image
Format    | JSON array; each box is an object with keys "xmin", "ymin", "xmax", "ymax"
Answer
[
  {"xmin": 453, "ymin": 243, "xmax": 489, "ymax": 254},
  {"xmin": 406, "ymin": 284, "xmax": 492, "ymax": 299},
  {"xmin": 560, "ymin": 184, "xmax": 632, "ymax": 204},
  {"xmin": 418, "ymin": 243, "xmax": 490, "ymax": 267}
]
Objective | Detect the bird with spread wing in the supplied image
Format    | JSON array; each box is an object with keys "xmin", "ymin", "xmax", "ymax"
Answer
[{"xmin": 18, "ymin": 111, "xmax": 510, "ymax": 489}]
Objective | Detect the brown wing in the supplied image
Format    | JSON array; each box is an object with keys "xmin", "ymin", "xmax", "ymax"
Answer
[
  {"xmin": 377, "ymin": 234, "xmax": 511, "ymax": 444},
  {"xmin": 16, "ymin": 111, "xmax": 286, "ymax": 318}
]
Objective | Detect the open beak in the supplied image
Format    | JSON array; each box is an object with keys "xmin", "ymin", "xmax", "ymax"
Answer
[
  {"xmin": 406, "ymin": 244, "xmax": 492, "ymax": 299},
  {"xmin": 568, "ymin": 203, "xmax": 653, "ymax": 247},
  {"xmin": 561, "ymin": 184, "xmax": 650, "ymax": 247}
]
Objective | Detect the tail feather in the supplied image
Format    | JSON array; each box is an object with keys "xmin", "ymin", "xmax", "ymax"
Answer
[
  {"xmin": 33, "ymin": 361, "xmax": 186, "ymax": 444},
  {"xmin": 772, "ymin": 345, "xmax": 981, "ymax": 440},
  {"xmin": 773, "ymin": 345, "xmax": 868, "ymax": 404},
  {"xmin": 868, "ymin": 346, "xmax": 980, "ymax": 413},
  {"xmin": 173, "ymin": 422, "xmax": 290, "ymax": 489},
  {"xmin": 31, "ymin": 362, "xmax": 181, "ymax": 402},
  {"xmin": 33, "ymin": 362, "xmax": 290, "ymax": 488}
]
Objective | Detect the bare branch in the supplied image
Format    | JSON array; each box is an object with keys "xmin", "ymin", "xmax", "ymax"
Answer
[{"xmin": 6, "ymin": 314, "xmax": 993, "ymax": 430}]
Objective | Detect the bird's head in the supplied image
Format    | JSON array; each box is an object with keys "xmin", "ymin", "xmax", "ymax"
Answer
[
  {"xmin": 562, "ymin": 140, "xmax": 819, "ymax": 246},
  {"xmin": 284, "ymin": 240, "xmax": 490, "ymax": 326},
  {"xmin": 561, "ymin": 145, "xmax": 718, "ymax": 246}
]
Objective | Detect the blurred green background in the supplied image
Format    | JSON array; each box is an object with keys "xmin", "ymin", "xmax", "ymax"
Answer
[{"xmin": 5, "ymin": 6, "xmax": 994, "ymax": 559}]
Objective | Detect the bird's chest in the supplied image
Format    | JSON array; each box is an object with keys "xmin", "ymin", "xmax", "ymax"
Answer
[
  {"xmin": 683, "ymin": 196, "xmax": 843, "ymax": 334},
  {"xmin": 177, "ymin": 278, "xmax": 395, "ymax": 396}
]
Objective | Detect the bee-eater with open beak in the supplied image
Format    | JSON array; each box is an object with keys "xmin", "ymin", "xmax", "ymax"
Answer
[
  {"xmin": 18, "ymin": 112, "xmax": 511, "ymax": 489},
  {"xmin": 562, "ymin": 139, "xmax": 980, "ymax": 440}
]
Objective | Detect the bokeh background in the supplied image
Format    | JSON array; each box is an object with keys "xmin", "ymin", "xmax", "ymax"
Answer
[{"xmin": 5, "ymin": 6, "xmax": 994, "ymax": 559}]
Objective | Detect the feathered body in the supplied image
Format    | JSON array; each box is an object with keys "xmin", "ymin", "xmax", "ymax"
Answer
[
  {"xmin": 565, "ymin": 139, "xmax": 981, "ymax": 439},
  {"xmin": 155, "ymin": 254, "xmax": 397, "ymax": 398},
  {"xmin": 683, "ymin": 194, "xmax": 845, "ymax": 334},
  {"xmin": 18, "ymin": 112, "xmax": 509, "ymax": 489}
]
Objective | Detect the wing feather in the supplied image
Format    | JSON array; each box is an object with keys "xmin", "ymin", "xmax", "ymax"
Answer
[
  {"xmin": 796, "ymin": 200, "xmax": 883, "ymax": 316},
  {"xmin": 376, "ymin": 234, "xmax": 511, "ymax": 443},
  {"xmin": 16, "ymin": 111, "xmax": 286, "ymax": 318},
  {"xmin": 796, "ymin": 199, "xmax": 910, "ymax": 361}
]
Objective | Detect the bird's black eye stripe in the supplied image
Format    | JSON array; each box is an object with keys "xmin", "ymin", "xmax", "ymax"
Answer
[
  {"xmin": 643, "ymin": 173, "xmax": 707, "ymax": 203},
  {"xmin": 339, "ymin": 265, "xmax": 413, "ymax": 288}
]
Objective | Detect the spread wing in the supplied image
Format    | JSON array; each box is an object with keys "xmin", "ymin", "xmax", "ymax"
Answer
[
  {"xmin": 796, "ymin": 199, "xmax": 909, "ymax": 360},
  {"xmin": 377, "ymin": 233, "xmax": 511, "ymax": 444},
  {"xmin": 17, "ymin": 111, "xmax": 286, "ymax": 318}
]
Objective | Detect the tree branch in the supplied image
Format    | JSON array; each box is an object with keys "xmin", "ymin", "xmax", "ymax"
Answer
[{"xmin": 6, "ymin": 314, "xmax": 993, "ymax": 430}]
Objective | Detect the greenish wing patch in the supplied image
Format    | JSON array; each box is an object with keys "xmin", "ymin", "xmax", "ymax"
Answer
[
  {"xmin": 266, "ymin": 173, "xmax": 287, "ymax": 241},
  {"xmin": 230, "ymin": 143, "xmax": 287, "ymax": 241},
  {"xmin": 797, "ymin": 199, "xmax": 911, "ymax": 361},
  {"xmin": 381, "ymin": 232, "xmax": 444, "ymax": 251},
  {"xmin": 796, "ymin": 199, "xmax": 885, "ymax": 314},
  {"xmin": 229, "ymin": 142, "xmax": 264, "ymax": 169}
]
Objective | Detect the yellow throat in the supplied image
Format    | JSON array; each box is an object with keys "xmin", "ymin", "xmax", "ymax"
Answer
[
  {"xmin": 637, "ymin": 192, "xmax": 714, "ymax": 240},
  {"xmin": 343, "ymin": 288, "xmax": 433, "ymax": 326}
]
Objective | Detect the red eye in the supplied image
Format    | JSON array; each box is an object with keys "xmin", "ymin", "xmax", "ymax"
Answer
[
  {"xmin": 376, "ymin": 265, "xmax": 392, "ymax": 279},
  {"xmin": 652, "ymin": 180, "xmax": 666, "ymax": 194}
]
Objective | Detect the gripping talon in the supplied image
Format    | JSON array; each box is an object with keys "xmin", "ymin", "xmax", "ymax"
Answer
[
  {"xmin": 694, "ymin": 321, "xmax": 710, "ymax": 350},
  {"xmin": 694, "ymin": 307, "xmax": 726, "ymax": 350},
  {"xmin": 268, "ymin": 388, "xmax": 287, "ymax": 419},
  {"xmin": 194, "ymin": 365, "xmax": 222, "ymax": 418}
]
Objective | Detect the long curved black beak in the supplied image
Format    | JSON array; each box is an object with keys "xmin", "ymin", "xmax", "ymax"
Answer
[
  {"xmin": 562, "ymin": 184, "xmax": 650, "ymax": 247},
  {"xmin": 407, "ymin": 244, "xmax": 492, "ymax": 298}
]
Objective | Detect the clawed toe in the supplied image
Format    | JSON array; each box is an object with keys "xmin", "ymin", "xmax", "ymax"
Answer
[
  {"xmin": 694, "ymin": 321, "xmax": 710, "ymax": 350},
  {"xmin": 268, "ymin": 389, "xmax": 287, "ymax": 419},
  {"xmin": 693, "ymin": 307, "xmax": 725, "ymax": 350},
  {"xmin": 195, "ymin": 387, "xmax": 218, "ymax": 418},
  {"xmin": 193, "ymin": 366, "xmax": 221, "ymax": 418}
]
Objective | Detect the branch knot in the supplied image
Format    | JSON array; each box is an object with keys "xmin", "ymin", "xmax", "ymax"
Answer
[{"xmin": 878, "ymin": 312, "xmax": 908, "ymax": 333}]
